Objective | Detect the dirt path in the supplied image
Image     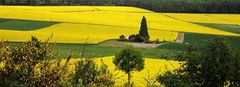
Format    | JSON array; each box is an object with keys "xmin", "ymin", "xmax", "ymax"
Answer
[
  {"xmin": 98, "ymin": 40, "xmax": 167, "ymax": 48},
  {"xmin": 130, "ymin": 42, "xmax": 167, "ymax": 48},
  {"xmin": 175, "ymin": 32, "xmax": 184, "ymax": 43},
  {"xmin": 99, "ymin": 32, "xmax": 184, "ymax": 48}
]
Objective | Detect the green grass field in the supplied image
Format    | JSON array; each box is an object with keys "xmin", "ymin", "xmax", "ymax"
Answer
[
  {"xmin": 10, "ymin": 43, "xmax": 172, "ymax": 59},
  {"xmin": 159, "ymin": 23, "xmax": 240, "ymax": 51},
  {"xmin": 196, "ymin": 23, "xmax": 240, "ymax": 34},
  {"xmin": 0, "ymin": 19, "xmax": 57, "ymax": 31}
]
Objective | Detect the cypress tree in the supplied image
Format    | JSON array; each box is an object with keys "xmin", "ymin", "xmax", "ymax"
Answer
[{"xmin": 139, "ymin": 16, "xmax": 150, "ymax": 42}]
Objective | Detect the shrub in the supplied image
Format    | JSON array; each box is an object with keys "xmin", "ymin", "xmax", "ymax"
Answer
[
  {"xmin": 156, "ymin": 71, "xmax": 186, "ymax": 87},
  {"xmin": 0, "ymin": 37, "xmax": 116, "ymax": 87},
  {"xmin": 119, "ymin": 35, "xmax": 126, "ymax": 40},
  {"xmin": 0, "ymin": 36, "xmax": 72, "ymax": 87},
  {"xmin": 228, "ymin": 48, "xmax": 240, "ymax": 87},
  {"xmin": 72, "ymin": 59, "xmax": 115, "ymax": 87},
  {"xmin": 157, "ymin": 38, "xmax": 240, "ymax": 86},
  {"xmin": 144, "ymin": 70, "xmax": 158, "ymax": 87}
]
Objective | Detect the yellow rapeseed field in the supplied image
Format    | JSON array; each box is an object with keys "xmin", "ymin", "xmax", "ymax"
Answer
[
  {"xmin": 164, "ymin": 13, "xmax": 240, "ymax": 24},
  {"xmin": 69, "ymin": 56, "xmax": 181, "ymax": 87},
  {"xmin": 0, "ymin": 56, "xmax": 180, "ymax": 86},
  {"xmin": 0, "ymin": 6, "xmax": 151, "ymax": 12},
  {"xmin": 0, "ymin": 23, "xmax": 178, "ymax": 43},
  {"xmin": 0, "ymin": 6, "xmax": 239, "ymax": 44}
]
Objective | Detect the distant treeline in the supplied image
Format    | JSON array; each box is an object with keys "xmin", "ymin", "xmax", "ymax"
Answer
[{"xmin": 0, "ymin": 0, "xmax": 240, "ymax": 13}]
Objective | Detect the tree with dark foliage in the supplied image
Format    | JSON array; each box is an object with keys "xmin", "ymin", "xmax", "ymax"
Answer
[
  {"xmin": 139, "ymin": 16, "xmax": 150, "ymax": 42},
  {"xmin": 73, "ymin": 59, "xmax": 115, "ymax": 87},
  {"xmin": 157, "ymin": 38, "xmax": 240, "ymax": 87},
  {"xmin": 0, "ymin": 36, "xmax": 72, "ymax": 87}
]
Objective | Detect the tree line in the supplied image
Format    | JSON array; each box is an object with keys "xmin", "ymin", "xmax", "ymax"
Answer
[{"xmin": 0, "ymin": 0, "xmax": 240, "ymax": 13}]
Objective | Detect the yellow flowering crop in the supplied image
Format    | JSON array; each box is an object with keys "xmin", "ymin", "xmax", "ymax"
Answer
[
  {"xmin": 68, "ymin": 56, "xmax": 181, "ymax": 87},
  {"xmin": 0, "ymin": 6, "xmax": 151, "ymax": 12},
  {"xmin": 0, "ymin": 23, "xmax": 177, "ymax": 43},
  {"xmin": 0, "ymin": 6, "xmax": 239, "ymax": 44},
  {"xmin": 164, "ymin": 13, "xmax": 240, "ymax": 25},
  {"xmin": 1, "ymin": 56, "xmax": 180, "ymax": 86}
]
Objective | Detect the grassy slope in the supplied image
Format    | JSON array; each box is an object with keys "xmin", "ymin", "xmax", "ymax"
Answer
[
  {"xmin": 0, "ymin": 19, "xmax": 9, "ymax": 23},
  {"xmin": 195, "ymin": 23, "xmax": 240, "ymax": 34},
  {"xmin": 159, "ymin": 23, "xmax": 240, "ymax": 51},
  {"xmin": 0, "ymin": 19, "xmax": 57, "ymax": 31},
  {"xmin": 54, "ymin": 44, "xmax": 171, "ymax": 58},
  {"xmin": 9, "ymin": 42, "xmax": 171, "ymax": 59}
]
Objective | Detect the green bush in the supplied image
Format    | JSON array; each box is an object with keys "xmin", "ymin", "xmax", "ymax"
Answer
[
  {"xmin": 156, "ymin": 71, "xmax": 187, "ymax": 87},
  {"xmin": 157, "ymin": 38, "xmax": 240, "ymax": 86},
  {"xmin": 0, "ymin": 37, "xmax": 115, "ymax": 87},
  {"xmin": 0, "ymin": 36, "xmax": 71, "ymax": 87},
  {"xmin": 0, "ymin": 37, "xmax": 116, "ymax": 87},
  {"xmin": 72, "ymin": 59, "xmax": 115, "ymax": 87}
]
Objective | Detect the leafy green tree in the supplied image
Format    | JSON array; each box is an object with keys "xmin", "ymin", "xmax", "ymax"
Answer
[
  {"xmin": 228, "ymin": 48, "xmax": 240, "ymax": 87},
  {"xmin": 157, "ymin": 38, "xmax": 240, "ymax": 87},
  {"xmin": 179, "ymin": 38, "xmax": 233, "ymax": 87},
  {"xmin": 200, "ymin": 38, "xmax": 231, "ymax": 86},
  {"xmin": 139, "ymin": 16, "xmax": 150, "ymax": 42},
  {"xmin": 113, "ymin": 47, "xmax": 144, "ymax": 87}
]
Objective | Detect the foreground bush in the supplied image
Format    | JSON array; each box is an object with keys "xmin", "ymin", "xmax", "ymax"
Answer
[
  {"xmin": 72, "ymin": 59, "xmax": 115, "ymax": 87},
  {"xmin": 0, "ymin": 37, "xmax": 71, "ymax": 86},
  {"xmin": 0, "ymin": 37, "xmax": 115, "ymax": 87},
  {"xmin": 157, "ymin": 38, "xmax": 240, "ymax": 87}
]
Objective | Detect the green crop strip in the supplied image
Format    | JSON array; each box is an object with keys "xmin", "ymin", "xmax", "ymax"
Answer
[{"xmin": 0, "ymin": 18, "xmax": 58, "ymax": 31}]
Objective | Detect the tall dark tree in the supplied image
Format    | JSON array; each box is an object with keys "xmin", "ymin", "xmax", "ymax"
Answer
[{"xmin": 139, "ymin": 16, "xmax": 150, "ymax": 42}]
